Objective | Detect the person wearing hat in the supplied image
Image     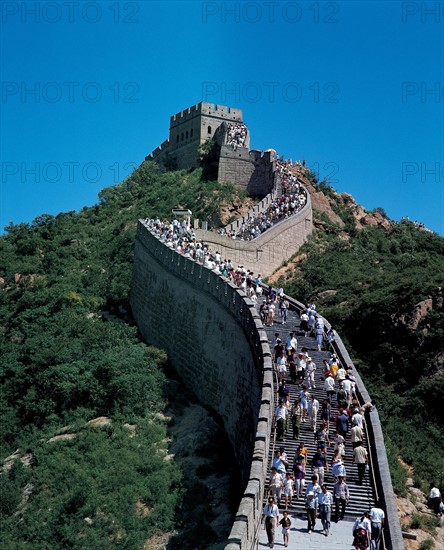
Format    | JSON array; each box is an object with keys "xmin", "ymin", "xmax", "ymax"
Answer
[
  {"xmin": 331, "ymin": 451, "xmax": 347, "ymax": 480},
  {"xmin": 262, "ymin": 496, "xmax": 279, "ymax": 548},
  {"xmin": 305, "ymin": 490, "xmax": 318, "ymax": 533}
]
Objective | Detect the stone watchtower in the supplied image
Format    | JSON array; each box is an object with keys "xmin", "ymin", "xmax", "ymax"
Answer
[
  {"xmin": 169, "ymin": 102, "xmax": 245, "ymax": 169},
  {"xmin": 146, "ymin": 101, "xmax": 274, "ymax": 196}
]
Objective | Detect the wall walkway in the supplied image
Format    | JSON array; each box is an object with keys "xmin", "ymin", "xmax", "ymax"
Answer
[{"xmin": 130, "ymin": 221, "xmax": 404, "ymax": 549}]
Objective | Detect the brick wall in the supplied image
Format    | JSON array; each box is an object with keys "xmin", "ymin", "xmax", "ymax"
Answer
[{"xmin": 195, "ymin": 190, "xmax": 313, "ymax": 277}]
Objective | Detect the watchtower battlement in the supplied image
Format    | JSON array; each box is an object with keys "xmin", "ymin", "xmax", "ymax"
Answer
[
  {"xmin": 146, "ymin": 101, "xmax": 273, "ymax": 195},
  {"xmin": 170, "ymin": 102, "xmax": 242, "ymax": 128}
]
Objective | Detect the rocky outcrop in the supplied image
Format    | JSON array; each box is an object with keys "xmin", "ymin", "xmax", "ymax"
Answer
[
  {"xmin": 217, "ymin": 196, "xmax": 255, "ymax": 226},
  {"xmin": 290, "ymin": 168, "xmax": 392, "ymax": 231},
  {"xmin": 395, "ymin": 298, "xmax": 433, "ymax": 332},
  {"xmin": 339, "ymin": 192, "xmax": 392, "ymax": 230}
]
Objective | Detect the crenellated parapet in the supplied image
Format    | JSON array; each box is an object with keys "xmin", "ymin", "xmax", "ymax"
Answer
[{"xmin": 130, "ymin": 222, "xmax": 275, "ymax": 548}]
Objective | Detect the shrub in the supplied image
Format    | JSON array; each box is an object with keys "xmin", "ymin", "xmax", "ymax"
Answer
[
  {"xmin": 410, "ymin": 513, "xmax": 440, "ymax": 535},
  {"xmin": 419, "ymin": 538, "xmax": 435, "ymax": 550}
]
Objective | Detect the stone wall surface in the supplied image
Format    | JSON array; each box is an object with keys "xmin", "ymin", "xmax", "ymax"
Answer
[
  {"xmin": 130, "ymin": 224, "xmax": 273, "ymax": 489},
  {"xmin": 195, "ymin": 191, "xmax": 313, "ymax": 277},
  {"xmin": 131, "ymin": 221, "xmax": 404, "ymax": 550}
]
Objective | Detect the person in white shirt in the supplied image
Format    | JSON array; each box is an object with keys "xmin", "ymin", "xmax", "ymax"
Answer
[
  {"xmin": 307, "ymin": 395, "xmax": 320, "ymax": 432},
  {"xmin": 324, "ymin": 373, "xmax": 335, "ymax": 403},
  {"xmin": 352, "ymin": 410, "xmax": 365, "ymax": 429},
  {"xmin": 429, "ymin": 483, "xmax": 442, "ymax": 515},
  {"xmin": 306, "ymin": 357, "xmax": 316, "ymax": 389},
  {"xmin": 369, "ymin": 501, "xmax": 385, "ymax": 550},
  {"xmin": 342, "ymin": 376, "xmax": 353, "ymax": 405},
  {"xmin": 262, "ymin": 496, "xmax": 280, "ymax": 548}
]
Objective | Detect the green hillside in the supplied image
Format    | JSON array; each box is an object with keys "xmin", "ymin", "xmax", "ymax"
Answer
[
  {"xmin": 1, "ymin": 160, "xmax": 442, "ymax": 548},
  {"xmin": 0, "ymin": 163, "xmax": 242, "ymax": 549}
]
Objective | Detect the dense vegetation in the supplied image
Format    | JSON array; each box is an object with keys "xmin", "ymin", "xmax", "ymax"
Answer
[
  {"xmin": 0, "ymin": 163, "xmax": 242, "ymax": 548},
  {"xmin": 273, "ymin": 181, "xmax": 444, "ymax": 496},
  {"xmin": 2, "ymin": 157, "xmax": 442, "ymax": 547}
]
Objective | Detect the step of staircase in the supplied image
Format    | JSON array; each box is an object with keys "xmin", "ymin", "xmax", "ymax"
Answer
[{"xmin": 260, "ymin": 298, "xmax": 375, "ymax": 521}]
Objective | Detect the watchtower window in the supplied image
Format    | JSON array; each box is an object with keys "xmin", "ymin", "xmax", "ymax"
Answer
[
  {"xmin": 190, "ymin": 128, "xmax": 193, "ymax": 138},
  {"xmin": 176, "ymin": 135, "xmax": 179, "ymax": 143},
  {"xmin": 207, "ymin": 126, "xmax": 212, "ymax": 135},
  {"xmin": 181, "ymin": 133, "xmax": 184, "ymax": 141},
  {"xmin": 186, "ymin": 130, "xmax": 189, "ymax": 139}
]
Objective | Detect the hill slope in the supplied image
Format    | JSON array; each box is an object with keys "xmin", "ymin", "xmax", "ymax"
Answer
[{"xmin": 0, "ymin": 163, "xmax": 245, "ymax": 549}]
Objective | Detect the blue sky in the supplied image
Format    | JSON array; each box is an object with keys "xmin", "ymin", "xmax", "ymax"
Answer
[{"xmin": 1, "ymin": 0, "xmax": 443, "ymax": 234}]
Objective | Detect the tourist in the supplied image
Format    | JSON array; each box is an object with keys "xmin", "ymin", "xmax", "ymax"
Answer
[
  {"xmin": 369, "ymin": 500, "xmax": 385, "ymax": 550},
  {"xmin": 283, "ymin": 472, "xmax": 294, "ymax": 508},
  {"xmin": 290, "ymin": 398, "xmax": 302, "ymax": 440},
  {"xmin": 352, "ymin": 441, "xmax": 369, "ymax": 485},
  {"xmin": 428, "ymin": 483, "xmax": 442, "ymax": 515},
  {"xmin": 262, "ymin": 496, "xmax": 279, "ymax": 548},
  {"xmin": 352, "ymin": 511, "xmax": 371, "ymax": 550},
  {"xmin": 279, "ymin": 509, "xmax": 291, "ymax": 548},
  {"xmin": 292, "ymin": 456, "xmax": 306, "ymax": 500},
  {"xmin": 319, "ymin": 484, "xmax": 333, "ymax": 536},
  {"xmin": 305, "ymin": 491, "xmax": 318, "ymax": 534},
  {"xmin": 311, "ymin": 446, "xmax": 328, "ymax": 486},
  {"xmin": 333, "ymin": 475, "xmax": 350, "ymax": 521},
  {"xmin": 269, "ymin": 467, "xmax": 284, "ymax": 503}
]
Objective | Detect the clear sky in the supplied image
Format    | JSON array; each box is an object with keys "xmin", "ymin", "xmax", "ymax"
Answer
[{"xmin": 1, "ymin": 0, "xmax": 443, "ymax": 234}]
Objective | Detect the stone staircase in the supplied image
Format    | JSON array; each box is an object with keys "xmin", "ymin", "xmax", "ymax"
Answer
[{"xmin": 260, "ymin": 298, "xmax": 375, "ymax": 521}]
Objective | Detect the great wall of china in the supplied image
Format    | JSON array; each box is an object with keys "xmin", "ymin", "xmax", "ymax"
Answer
[{"xmin": 131, "ymin": 102, "xmax": 405, "ymax": 549}]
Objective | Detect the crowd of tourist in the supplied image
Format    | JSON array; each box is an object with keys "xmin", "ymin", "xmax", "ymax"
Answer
[
  {"xmin": 226, "ymin": 122, "xmax": 247, "ymax": 150},
  {"xmin": 143, "ymin": 180, "xmax": 441, "ymax": 549},
  {"xmin": 258, "ymin": 296, "xmax": 393, "ymax": 550},
  {"xmin": 218, "ymin": 159, "xmax": 307, "ymax": 241},
  {"xmin": 400, "ymin": 216, "xmax": 432, "ymax": 232}
]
